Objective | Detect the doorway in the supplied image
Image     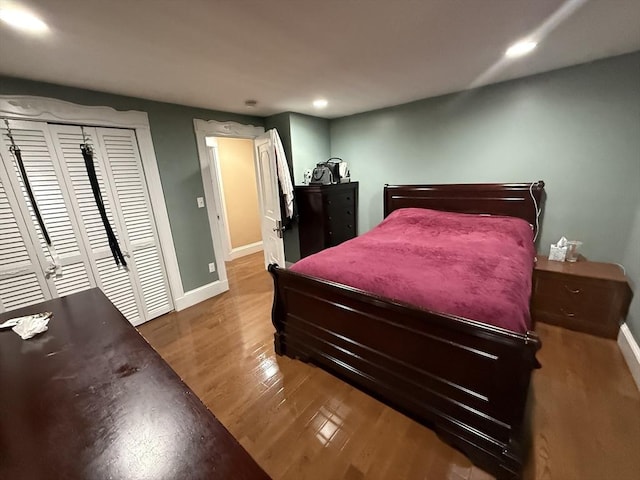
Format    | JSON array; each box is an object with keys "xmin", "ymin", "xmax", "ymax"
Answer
[
  {"xmin": 209, "ymin": 137, "xmax": 263, "ymax": 262},
  {"xmin": 193, "ymin": 119, "xmax": 286, "ymax": 286}
]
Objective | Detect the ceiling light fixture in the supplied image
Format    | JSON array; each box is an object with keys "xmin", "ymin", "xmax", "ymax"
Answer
[
  {"xmin": 505, "ymin": 40, "xmax": 537, "ymax": 58},
  {"xmin": 0, "ymin": 7, "xmax": 48, "ymax": 33},
  {"xmin": 313, "ymin": 99, "xmax": 328, "ymax": 109}
]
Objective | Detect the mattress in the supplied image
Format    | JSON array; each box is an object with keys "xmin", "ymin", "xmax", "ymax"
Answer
[{"xmin": 290, "ymin": 208, "xmax": 536, "ymax": 333}]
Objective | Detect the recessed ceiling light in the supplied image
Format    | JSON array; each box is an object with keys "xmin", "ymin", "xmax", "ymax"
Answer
[
  {"xmin": 313, "ymin": 99, "xmax": 328, "ymax": 109},
  {"xmin": 505, "ymin": 40, "xmax": 537, "ymax": 58},
  {"xmin": 0, "ymin": 8, "xmax": 48, "ymax": 33}
]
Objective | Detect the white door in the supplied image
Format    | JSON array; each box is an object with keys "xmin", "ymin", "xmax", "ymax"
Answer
[
  {"xmin": 49, "ymin": 124, "xmax": 173, "ymax": 325},
  {"xmin": 0, "ymin": 120, "xmax": 172, "ymax": 325},
  {"xmin": 94, "ymin": 127, "xmax": 173, "ymax": 320},
  {"xmin": 254, "ymin": 134, "xmax": 285, "ymax": 268},
  {"xmin": 0, "ymin": 120, "xmax": 97, "ymax": 306},
  {"xmin": 0, "ymin": 158, "xmax": 50, "ymax": 311}
]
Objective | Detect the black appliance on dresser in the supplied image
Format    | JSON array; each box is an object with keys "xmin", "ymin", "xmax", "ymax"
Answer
[{"xmin": 295, "ymin": 182, "xmax": 358, "ymax": 258}]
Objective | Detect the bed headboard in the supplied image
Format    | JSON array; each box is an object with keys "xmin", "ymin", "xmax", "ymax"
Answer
[{"xmin": 384, "ymin": 181, "xmax": 545, "ymax": 230}]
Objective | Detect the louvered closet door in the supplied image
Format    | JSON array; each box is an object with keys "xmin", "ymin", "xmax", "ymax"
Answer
[
  {"xmin": 0, "ymin": 121, "xmax": 96, "ymax": 304},
  {"xmin": 49, "ymin": 125, "xmax": 172, "ymax": 324},
  {"xmin": 0, "ymin": 158, "xmax": 50, "ymax": 312},
  {"xmin": 49, "ymin": 125, "xmax": 143, "ymax": 325},
  {"xmin": 95, "ymin": 128, "xmax": 172, "ymax": 320}
]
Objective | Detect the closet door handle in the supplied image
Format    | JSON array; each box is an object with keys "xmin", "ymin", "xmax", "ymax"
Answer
[{"xmin": 564, "ymin": 285, "xmax": 581, "ymax": 294}]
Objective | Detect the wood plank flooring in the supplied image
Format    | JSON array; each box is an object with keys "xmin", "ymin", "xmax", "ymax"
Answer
[{"xmin": 139, "ymin": 252, "xmax": 640, "ymax": 480}]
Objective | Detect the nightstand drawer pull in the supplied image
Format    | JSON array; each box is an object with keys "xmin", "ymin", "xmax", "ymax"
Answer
[
  {"xmin": 564, "ymin": 285, "xmax": 581, "ymax": 294},
  {"xmin": 560, "ymin": 308, "xmax": 576, "ymax": 318}
]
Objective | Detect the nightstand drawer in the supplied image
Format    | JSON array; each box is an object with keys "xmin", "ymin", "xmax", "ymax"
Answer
[
  {"xmin": 532, "ymin": 293, "xmax": 612, "ymax": 325},
  {"xmin": 532, "ymin": 307, "xmax": 620, "ymax": 338},
  {"xmin": 533, "ymin": 274, "xmax": 611, "ymax": 303}
]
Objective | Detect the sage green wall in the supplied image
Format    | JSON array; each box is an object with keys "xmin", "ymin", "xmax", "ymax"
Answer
[
  {"xmin": 290, "ymin": 113, "xmax": 331, "ymax": 186},
  {"xmin": 0, "ymin": 75, "xmax": 264, "ymax": 292},
  {"xmin": 330, "ymin": 52, "xmax": 640, "ymax": 342}
]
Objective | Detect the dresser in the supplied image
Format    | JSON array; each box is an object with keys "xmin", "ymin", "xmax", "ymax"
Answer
[
  {"xmin": 295, "ymin": 182, "xmax": 358, "ymax": 258},
  {"xmin": 0, "ymin": 289, "xmax": 270, "ymax": 480},
  {"xmin": 532, "ymin": 256, "xmax": 633, "ymax": 338}
]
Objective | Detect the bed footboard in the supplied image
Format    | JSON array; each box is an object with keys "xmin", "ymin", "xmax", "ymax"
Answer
[{"xmin": 268, "ymin": 264, "xmax": 541, "ymax": 480}]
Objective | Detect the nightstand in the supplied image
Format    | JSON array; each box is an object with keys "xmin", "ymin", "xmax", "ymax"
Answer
[{"xmin": 532, "ymin": 256, "xmax": 633, "ymax": 338}]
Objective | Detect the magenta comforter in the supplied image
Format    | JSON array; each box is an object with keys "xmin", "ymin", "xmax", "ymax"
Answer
[{"xmin": 290, "ymin": 208, "xmax": 536, "ymax": 333}]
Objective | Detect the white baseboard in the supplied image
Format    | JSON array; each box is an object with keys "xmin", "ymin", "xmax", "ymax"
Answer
[
  {"xmin": 173, "ymin": 279, "xmax": 229, "ymax": 311},
  {"xmin": 618, "ymin": 323, "xmax": 640, "ymax": 391},
  {"xmin": 227, "ymin": 241, "xmax": 263, "ymax": 261}
]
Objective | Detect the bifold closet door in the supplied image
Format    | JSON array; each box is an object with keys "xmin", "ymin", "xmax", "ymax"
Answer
[
  {"xmin": 49, "ymin": 125, "xmax": 172, "ymax": 324},
  {"xmin": 94, "ymin": 128, "xmax": 172, "ymax": 320},
  {"xmin": 0, "ymin": 121, "xmax": 172, "ymax": 324},
  {"xmin": 0, "ymin": 160, "xmax": 50, "ymax": 312},
  {"xmin": 0, "ymin": 120, "xmax": 96, "ymax": 311}
]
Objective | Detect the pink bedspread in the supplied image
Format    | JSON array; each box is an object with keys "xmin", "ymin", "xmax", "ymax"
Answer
[{"xmin": 290, "ymin": 208, "xmax": 536, "ymax": 333}]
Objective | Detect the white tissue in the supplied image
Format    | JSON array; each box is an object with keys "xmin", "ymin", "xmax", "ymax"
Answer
[
  {"xmin": 549, "ymin": 236, "xmax": 568, "ymax": 261},
  {"xmin": 11, "ymin": 312, "xmax": 52, "ymax": 340}
]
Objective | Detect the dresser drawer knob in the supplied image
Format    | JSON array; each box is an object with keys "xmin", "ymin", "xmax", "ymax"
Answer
[
  {"xmin": 560, "ymin": 308, "xmax": 576, "ymax": 318},
  {"xmin": 564, "ymin": 285, "xmax": 581, "ymax": 294}
]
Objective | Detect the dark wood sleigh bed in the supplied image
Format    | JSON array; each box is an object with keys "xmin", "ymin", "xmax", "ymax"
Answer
[{"xmin": 268, "ymin": 181, "xmax": 545, "ymax": 479}]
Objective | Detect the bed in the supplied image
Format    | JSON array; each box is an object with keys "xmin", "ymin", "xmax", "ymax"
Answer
[{"xmin": 268, "ymin": 181, "xmax": 545, "ymax": 479}]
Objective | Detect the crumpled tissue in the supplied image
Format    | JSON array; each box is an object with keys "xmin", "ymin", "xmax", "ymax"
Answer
[
  {"xmin": 549, "ymin": 236, "xmax": 568, "ymax": 262},
  {"xmin": 10, "ymin": 312, "xmax": 52, "ymax": 340}
]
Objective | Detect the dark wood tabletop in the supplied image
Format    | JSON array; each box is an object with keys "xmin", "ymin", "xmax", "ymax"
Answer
[{"xmin": 0, "ymin": 288, "xmax": 270, "ymax": 480}]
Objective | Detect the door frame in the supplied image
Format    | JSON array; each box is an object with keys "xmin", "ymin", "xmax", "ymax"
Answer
[
  {"xmin": 0, "ymin": 95, "xmax": 184, "ymax": 308},
  {"xmin": 194, "ymin": 119, "xmax": 276, "ymax": 280},
  {"xmin": 204, "ymin": 136, "xmax": 264, "ymax": 263}
]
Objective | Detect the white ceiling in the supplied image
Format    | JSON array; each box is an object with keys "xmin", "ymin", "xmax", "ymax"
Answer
[{"xmin": 0, "ymin": 0, "xmax": 638, "ymax": 118}]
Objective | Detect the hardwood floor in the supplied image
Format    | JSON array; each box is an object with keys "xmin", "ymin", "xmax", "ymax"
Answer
[{"xmin": 139, "ymin": 252, "xmax": 640, "ymax": 480}]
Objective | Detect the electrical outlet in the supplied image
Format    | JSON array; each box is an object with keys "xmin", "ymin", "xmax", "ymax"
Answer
[
  {"xmin": 197, "ymin": 197, "xmax": 205, "ymax": 208},
  {"xmin": 208, "ymin": 262, "xmax": 216, "ymax": 273}
]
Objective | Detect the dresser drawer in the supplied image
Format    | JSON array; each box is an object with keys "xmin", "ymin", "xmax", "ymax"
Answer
[
  {"xmin": 327, "ymin": 204, "xmax": 355, "ymax": 226},
  {"xmin": 325, "ymin": 191, "xmax": 355, "ymax": 210}
]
